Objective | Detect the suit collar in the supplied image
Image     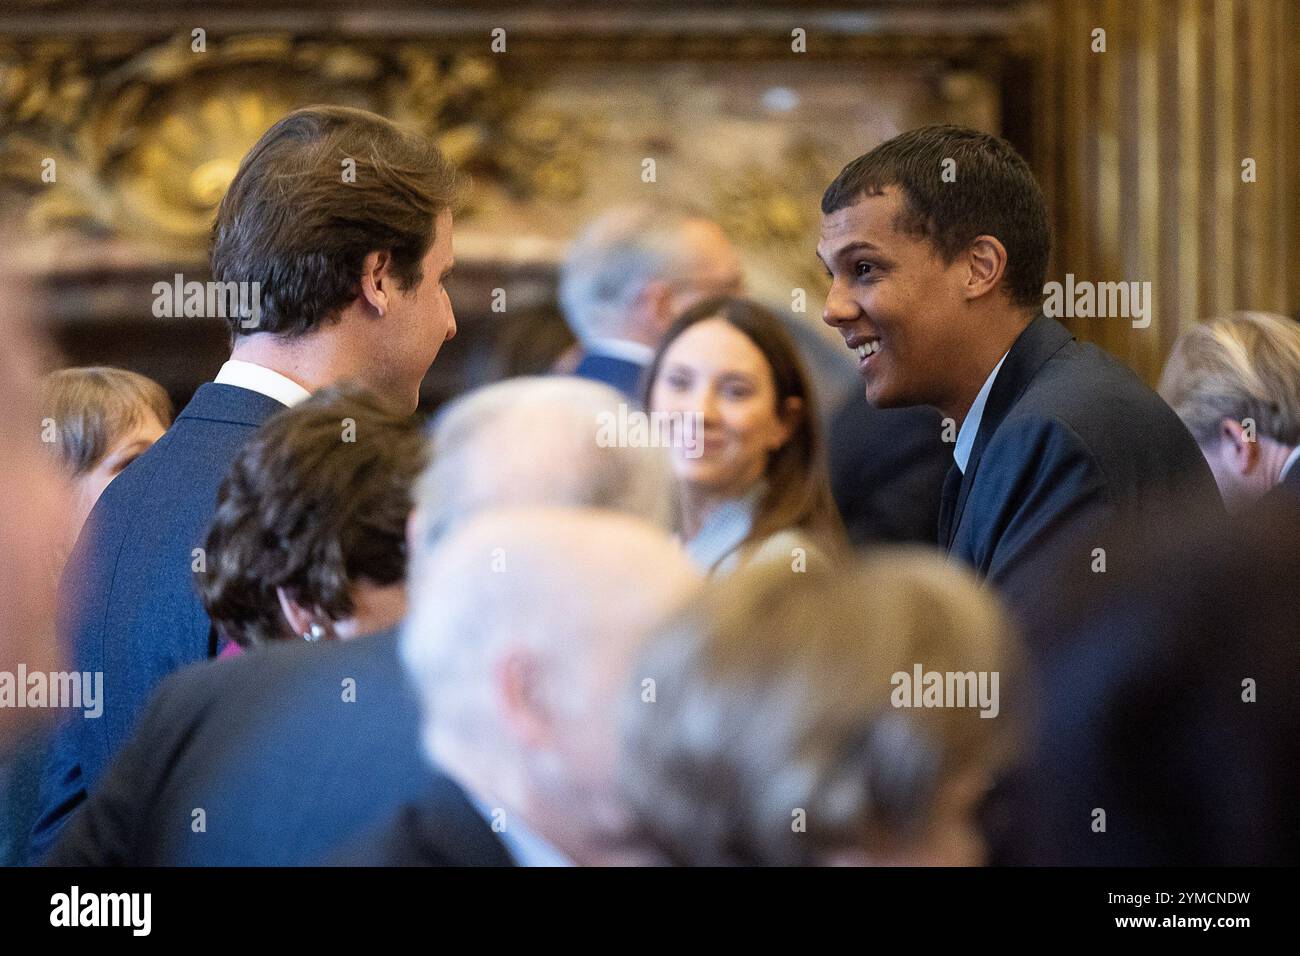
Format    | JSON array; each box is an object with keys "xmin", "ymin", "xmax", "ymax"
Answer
[
  {"xmin": 1278, "ymin": 445, "xmax": 1300, "ymax": 487},
  {"xmin": 1278, "ymin": 450, "xmax": 1300, "ymax": 497},
  {"xmin": 411, "ymin": 775, "xmax": 517, "ymax": 866},
  {"xmin": 176, "ymin": 382, "xmax": 289, "ymax": 429},
  {"xmin": 944, "ymin": 316, "xmax": 1075, "ymax": 548}
]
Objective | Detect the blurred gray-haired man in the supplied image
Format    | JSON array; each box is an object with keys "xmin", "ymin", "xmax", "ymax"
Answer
[
  {"xmin": 559, "ymin": 205, "xmax": 744, "ymax": 397},
  {"xmin": 362, "ymin": 508, "xmax": 699, "ymax": 866}
]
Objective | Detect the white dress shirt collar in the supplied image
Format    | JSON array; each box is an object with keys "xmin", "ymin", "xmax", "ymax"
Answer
[
  {"xmin": 954, "ymin": 352, "xmax": 1010, "ymax": 474},
  {"xmin": 1279, "ymin": 444, "xmax": 1300, "ymax": 482},
  {"xmin": 213, "ymin": 359, "xmax": 311, "ymax": 408},
  {"xmin": 469, "ymin": 795, "xmax": 573, "ymax": 867}
]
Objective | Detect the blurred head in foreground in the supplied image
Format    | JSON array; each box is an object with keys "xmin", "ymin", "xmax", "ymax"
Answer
[
  {"xmin": 402, "ymin": 509, "xmax": 700, "ymax": 865},
  {"xmin": 620, "ymin": 551, "xmax": 1018, "ymax": 865},
  {"xmin": 1018, "ymin": 494, "xmax": 1300, "ymax": 864},
  {"xmin": 0, "ymin": 261, "xmax": 71, "ymax": 743},
  {"xmin": 410, "ymin": 376, "xmax": 675, "ymax": 549},
  {"xmin": 198, "ymin": 385, "xmax": 425, "ymax": 647},
  {"xmin": 1159, "ymin": 311, "xmax": 1300, "ymax": 509},
  {"xmin": 39, "ymin": 367, "xmax": 172, "ymax": 549}
]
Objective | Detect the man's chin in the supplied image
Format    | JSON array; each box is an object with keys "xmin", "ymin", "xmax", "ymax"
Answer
[{"xmin": 863, "ymin": 381, "xmax": 902, "ymax": 409}]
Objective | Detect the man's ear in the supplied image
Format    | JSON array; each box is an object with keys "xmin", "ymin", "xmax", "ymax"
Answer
[
  {"xmin": 963, "ymin": 236, "xmax": 1010, "ymax": 302},
  {"xmin": 494, "ymin": 649, "xmax": 552, "ymax": 750},
  {"xmin": 1220, "ymin": 418, "xmax": 1260, "ymax": 475},
  {"xmin": 635, "ymin": 278, "xmax": 676, "ymax": 336},
  {"xmin": 358, "ymin": 250, "xmax": 393, "ymax": 317}
]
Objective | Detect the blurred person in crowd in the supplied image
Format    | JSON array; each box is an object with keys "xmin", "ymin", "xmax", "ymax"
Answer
[
  {"xmin": 559, "ymin": 205, "xmax": 744, "ymax": 396},
  {"xmin": 818, "ymin": 125, "xmax": 1219, "ymax": 615},
  {"xmin": 46, "ymin": 378, "xmax": 674, "ymax": 865},
  {"xmin": 198, "ymin": 385, "xmax": 421, "ymax": 655},
  {"xmin": 1009, "ymin": 493, "xmax": 1300, "ymax": 865},
  {"xmin": 644, "ymin": 296, "xmax": 846, "ymax": 573},
  {"xmin": 620, "ymin": 550, "xmax": 1018, "ymax": 866},
  {"xmin": 463, "ymin": 302, "xmax": 578, "ymax": 385},
  {"xmin": 342, "ymin": 508, "xmax": 699, "ymax": 866},
  {"xmin": 1159, "ymin": 311, "xmax": 1300, "ymax": 509},
  {"xmin": 34, "ymin": 105, "xmax": 462, "ymax": 857},
  {"xmin": 38, "ymin": 367, "xmax": 173, "ymax": 568},
  {"xmin": 0, "ymin": 261, "xmax": 71, "ymax": 866},
  {"xmin": 9, "ymin": 365, "xmax": 170, "ymax": 865},
  {"xmin": 198, "ymin": 385, "xmax": 424, "ymax": 653}
]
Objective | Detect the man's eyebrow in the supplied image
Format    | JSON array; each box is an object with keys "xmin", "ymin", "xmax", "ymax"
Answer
[
  {"xmin": 816, "ymin": 240, "xmax": 881, "ymax": 269},
  {"xmin": 828, "ymin": 240, "xmax": 880, "ymax": 259}
]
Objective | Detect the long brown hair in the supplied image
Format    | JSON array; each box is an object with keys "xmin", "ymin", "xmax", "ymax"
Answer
[{"xmin": 643, "ymin": 296, "xmax": 846, "ymax": 557}]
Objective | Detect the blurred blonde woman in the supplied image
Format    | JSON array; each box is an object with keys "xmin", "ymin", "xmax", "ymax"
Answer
[
  {"xmin": 620, "ymin": 550, "xmax": 1019, "ymax": 866},
  {"xmin": 39, "ymin": 367, "xmax": 173, "ymax": 565}
]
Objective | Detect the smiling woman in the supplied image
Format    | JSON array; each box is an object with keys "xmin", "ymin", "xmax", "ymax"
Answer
[{"xmin": 643, "ymin": 296, "xmax": 846, "ymax": 573}]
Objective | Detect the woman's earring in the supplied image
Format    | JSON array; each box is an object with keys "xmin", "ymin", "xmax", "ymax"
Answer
[{"xmin": 304, "ymin": 623, "xmax": 327, "ymax": 642}]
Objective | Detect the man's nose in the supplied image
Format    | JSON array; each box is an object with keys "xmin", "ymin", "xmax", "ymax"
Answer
[{"xmin": 822, "ymin": 280, "xmax": 859, "ymax": 328}]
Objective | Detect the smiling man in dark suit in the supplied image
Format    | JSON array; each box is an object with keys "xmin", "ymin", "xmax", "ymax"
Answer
[
  {"xmin": 31, "ymin": 105, "xmax": 462, "ymax": 859},
  {"xmin": 817, "ymin": 125, "xmax": 1220, "ymax": 619}
]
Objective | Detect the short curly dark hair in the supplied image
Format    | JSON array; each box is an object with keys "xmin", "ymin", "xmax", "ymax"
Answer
[{"xmin": 198, "ymin": 384, "xmax": 428, "ymax": 648}]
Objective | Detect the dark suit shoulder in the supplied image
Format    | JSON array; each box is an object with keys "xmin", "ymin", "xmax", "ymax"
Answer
[{"xmin": 1010, "ymin": 339, "xmax": 1166, "ymax": 433}]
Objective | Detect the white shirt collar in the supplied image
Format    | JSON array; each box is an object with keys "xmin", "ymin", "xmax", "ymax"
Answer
[
  {"xmin": 469, "ymin": 795, "xmax": 573, "ymax": 867},
  {"xmin": 584, "ymin": 337, "xmax": 655, "ymax": 366},
  {"xmin": 1279, "ymin": 444, "xmax": 1300, "ymax": 482},
  {"xmin": 954, "ymin": 352, "xmax": 1009, "ymax": 474},
  {"xmin": 213, "ymin": 359, "xmax": 311, "ymax": 408}
]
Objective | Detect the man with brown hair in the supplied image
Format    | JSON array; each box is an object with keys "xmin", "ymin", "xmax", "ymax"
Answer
[{"xmin": 31, "ymin": 105, "xmax": 461, "ymax": 859}]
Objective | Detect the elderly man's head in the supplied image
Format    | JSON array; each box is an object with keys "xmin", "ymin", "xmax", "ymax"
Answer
[
  {"xmin": 409, "ymin": 376, "xmax": 675, "ymax": 550},
  {"xmin": 558, "ymin": 206, "xmax": 744, "ymax": 348},
  {"xmin": 620, "ymin": 550, "xmax": 1019, "ymax": 866},
  {"xmin": 401, "ymin": 508, "xmax": 700, "ymax": 865},
  {"xmin": 1159, "ymin": 311, "xmax": 1300, "ymax": 509}
]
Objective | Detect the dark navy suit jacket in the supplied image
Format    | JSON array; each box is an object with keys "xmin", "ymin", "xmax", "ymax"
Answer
[
  {"xmin": 329, "ymin": 784, "xmax": 515, "ymax": 867},
  {"xmin": 45, "ymin": 628, "xmax": 444, "ymax": 866},
  {"xmin": 572, "ymin": 351, "xmax": 646, "ymax": 398},
  {"xmin": 937, "ymin": 316, "xmax": 1222, "ymax": 618},
  {"xmin": 31, "ymin": 383, "xmax": 286, "ymax": 860},
  {"xmin": 828, "ymin": 393, "xmax": 950, "ymax": 547},
  {"xmin": 1276, "ymin": 460, "xmax": 1300, "ymax": 500}
]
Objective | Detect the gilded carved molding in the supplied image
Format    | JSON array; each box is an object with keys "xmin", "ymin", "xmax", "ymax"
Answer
[{"xmin": 0, "ymin": 33, "xmax": 594, "ymax": 255}]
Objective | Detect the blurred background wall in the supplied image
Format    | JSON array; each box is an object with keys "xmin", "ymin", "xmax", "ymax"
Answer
[{"xmin": 0, "ymin": 0, "xmax": 1294, "ymax": 408}]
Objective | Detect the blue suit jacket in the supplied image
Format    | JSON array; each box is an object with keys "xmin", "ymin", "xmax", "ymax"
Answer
[
  {"xmin": 45, "ymin": 628, "xmax": 444, "ymax": 866},
  {"xmin": 937, "ymin": 316, "xmax": 1222, "ymax": 618},
  {"xmin": 572, "ymin": 351, "xmax": 646, "ymax": 398},
  {"xmin": 30, "ymin": 383, "xmax": 285, "ymax": 860}
]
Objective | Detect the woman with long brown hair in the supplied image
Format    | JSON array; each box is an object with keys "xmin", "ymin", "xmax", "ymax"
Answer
[{"xmin": 643, "ymin": 296, "xmax": 846, "ymax": 573}]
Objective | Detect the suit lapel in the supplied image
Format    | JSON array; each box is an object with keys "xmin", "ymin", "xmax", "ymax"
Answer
[
  {"xmin": 944, "ymin": 316, "xmax": 1075, "ymax": 550},
  {"xmin": 937, "ymin": 463, "xmax": 963, "ymax": 548}
]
